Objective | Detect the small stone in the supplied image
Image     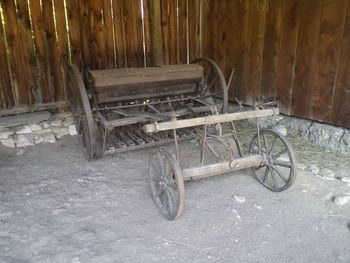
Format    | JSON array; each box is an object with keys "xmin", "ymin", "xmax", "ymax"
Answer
[
  {"xmin": 56, "ymin": 112, "xmax": 72, "ymax": 120},
  {"xmin": 0, "ymin": 127, "xmax": 14, "ymax": 139},
  {"xmin": 273, "ymin": 125, "xmax": 287, "ymax": 136},
  {"xmin": 318, "ymin": 168, "xmax": 335, "ymax": 180},
  {"xmin": 32, "ymin": 128, "xmax": 52, "ymax": 135},
  {"xmin": 33, "ymin": 135, "xmax": 44, "ymax": 144},
  {"xmin": 340, "ymin": 177, "xmax": 350, "ymax": 183},
  {"xmin": 50, "ymin": 119, "xmax": 62, "ymax": 127},
  {"xmin": 0, "ymin": 138, "xmax": 15, "ymax": 148},
  {"xmin": 68, "ymin": 124, "xmax": 78, "ymax": 136},
  {"xmin": 63, "ymin": 117, "xmax": 74, "ymax": 127},
  {"xmin": 28, "ymin": 123, "xmax": 42, "ymax": 131},
  {"xmin": 234, "ymin": 195, "xmax": 246, "ymax": 203},
  {"xmin": 16, "ymin": 134, "xmax": 34, "ymax": 147},
  {"xmin": 43, "ymin": 132, "xmax": 56, "ymax": 143},
  {"xmin": 309, "ymin": 164, "xmax": 320, "ymax": 175},
  {"xmin": 297, "ymin": 163, "xmax": 307, "ymax": 170},
  {"xmin": 254, "ymin": 204, "xmax": 262, "ymax": 210},
  {"xmin": 52, "ymin": 127, "xmax": 69, "ymax": 139},
  {"xmin": 334, "ymin": 195, "xmax": 350, "ymax": 206},
  {"xmin": 41, "ymin": 122, "xmax": 50, "ymax": 129},
  {"xmin": 15, "ymin": 125, "xmax": 32, "ymax": 134},
  {"xmin": 16, "ymin": 149, "xmax": 26, "ymax": 156}
]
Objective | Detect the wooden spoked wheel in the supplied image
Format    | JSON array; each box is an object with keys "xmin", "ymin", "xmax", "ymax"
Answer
[
  {"xmin": 192, "ymin": 57, "xmax": 228, "ymax": 113},
  {"xmin": 249, "ymin": 129, "xmax": 297, "ymax": 192},
  {"xmin": 68, "ymin": 64, "xmax": 96, "ymax": 161},
  {"xmin": 149, "ymin": 148, "xmax": 185, "ymax": 220}
]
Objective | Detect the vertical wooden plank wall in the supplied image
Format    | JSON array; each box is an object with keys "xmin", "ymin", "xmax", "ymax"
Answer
[
  {"xmin": 1, "ymin": 0, "xmax": 350, "ymax": 129},
  {"xmin": 203, "ymin": 0, "xmax": 350, "ymax": 128}
]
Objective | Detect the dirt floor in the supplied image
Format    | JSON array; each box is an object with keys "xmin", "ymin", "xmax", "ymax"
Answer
[{"xmin": 0, "ymin": 120, "xmax": 350, "ymax": 262}]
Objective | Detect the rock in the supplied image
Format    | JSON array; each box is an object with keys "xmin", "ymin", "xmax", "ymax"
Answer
[
  {"xmin": 15, "ymin": 125, "xmax": 32, "ymax": 134},
  {"xmin": 309, "ymin": 123, "xmax": 344, "ymax": 152},
  {"xmin": 309, "ymin": 164, "xmax": 319, "ymax": 175},
  {"xmin": 41, "ymin": 122, "xmax": 50, "ymax": 129},
  {"xmin": 298, "ymin": 122, "xmax": 313, "ymax": 140},
  {"xmin": 0, "ymin": 138, "xmax": 15, "ymax": 148},
  {"xmin": 68, "ymin": 124, "xmax": 78, "ymax": 136},
  {"xmin": 32, "ymin": 128, "xmax": 52, "ymax": 135},
  {"xmin": 28, "ymin": 123, "xmax": 42, "ymax": 131},
  {"xmin": 56, "ymin": 112, "xmax": 72, "ymax": 120},
  {"xmin": 43, "ymin": 132, "xmax": 56, "ymax": 143},
  {"xmin": 0, "ymin": 111, "xmax": 51, "ymax": 128},
  {"xmin": 33, "ymin": 134, "xmax": 45, "ymax": 144},
  {"xmin": 63, "ymin": 117, "xmax": 74, "ymax": 127},
  {"xmin": 340, "ymin": 177, "xmax": 350, "ymax": 183},
  {"xmin": 50, "ymin": 119, "xmax": 62, "ymax": 127},
  {"xmin": 318, "ymin": 168, "xmax": 334, "ymax": 180},
  {"xmin": 334, "ymin": 195, "xmax": 350, "ymax": 206},
  {"xmin": 318, "ymin": 168, "xmax": 335, "ymax": 180},
  {"xmin": 273, "ymin": 125, "xmax": 287, "ymax": 136},
  {"xmin": 52, "ymin": 127, "xmax": 69, "ymax": 139},
  {"xmin": 16, "ymin": 134, "xmax": 34, "ymax": 147},
  {"xmin": 0, "ymin": 127, "xmax": 14, "ymax": 139},
  {"xmin": 297, "ymin": 163, "xmax": 307, "ymax": 170},
  {"xmin": 338, "ymin": 130, "xmax": 350, "ymax": 154},
  {"xmin": 16, "ymin": 148, "xmax": 26, "ymax": 155},
  {"xmin": 234, "ymin": 195, "xmax": 246, "ymax": 203}
]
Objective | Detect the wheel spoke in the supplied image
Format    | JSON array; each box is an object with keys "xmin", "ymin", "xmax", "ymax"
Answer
[
  {"xmin": 263, "ymin": 134, "xmax": 268, "ymax": 151},
  {"xmin": 272, "ymin": 148, "xmax": 288, "ymax": 159},
  {"xmin": 269, "ymin": 137, "xmax": 277, "ymax": 154},
  {"xmin": 270, "ymin": 167, "xmax": 278, "ymax": 190},
  {"xmin": 270, "ymin": 164, "xmax": 288, "ymax": 183},
  {"xmin": 150, "ymin": 160, "xmax": 163, "ymax": 177},
  {"xmin": 263, "ymin": 166, "xmax": 269, "ymax": 183}
]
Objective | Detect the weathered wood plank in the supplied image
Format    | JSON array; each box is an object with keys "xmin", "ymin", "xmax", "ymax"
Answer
[
  {"xmin": 43, "ymin": 0, "xmax": 65, "ymax": 103},
  {"xmin": 66, "ymin": 0, "xmax": 83, "ymax": 69},
  {"xmin": 243, "ymin": 0, "xmax": 267, "ymax": 105},
  {"xmin": 102, "ymin": 0, "xmax": 116, "ymax": 68},
  {"xmin": 291, "ymin": 0, "xmax": 323, "ymax": 118},
  {"xmin": 143, "ymin": 108, "xmax": 279, "ymax": 133},
  {"xmin": 78, "ymin": 0, "xmax": 92, "ymax": 68},
  {"xmin": 224, "ymin": 0, "xmax": 244, "ymax": 101},
  {"xmin": 143, "ymin": 0, "xmax": 152, "ymax": 66},
  {"xmin": 147, "ymin": 0, "xmax": 163, "ymax": 66},
  {"xmin": 29, "ymin": 0, "xmax": 53, "ymax": 103},
  {"xmin": 274, "ymin": 0, "xmax": 301, "ymax": 114},
  {"xmin": 331, "ymin": 1, "xmax": 350, "ymax": 128},
  {"xmin": 123, "ymin": 0, "xmax": 144, "ymax": 67},
  {"xmin": 112, "ymin": 0, "xmax": 127, "ymax": 68},
  {"xmin": 178, "ymin": 0, "xmax": 188, "ymax": 64},
  {"xmin": 0, "ymin": 1, "xmax": 14, "ymax": 108},
  {"xmin": 4, "ymin": 0, "xmax": 33, "ymax": 105},
  {"xmin": 311, "ymin": 0, "xmax": 348, "ymax": 122},
  {"xmin": 188, "ymin": 0, "xmax": 200, "ymax": 62},
  {"xmin": 161, "ymin": 0, "xmax": 178, "ymax": 65},
  {"xmin": 260, "ymin": 0, "xmax": 282, "ymax": 102},
  {"xmin": 0, "ymin": 101, "xmax": 69, "ymax": 117}
]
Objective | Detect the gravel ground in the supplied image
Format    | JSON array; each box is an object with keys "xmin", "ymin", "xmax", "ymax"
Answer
[{"xmin": 0, "ymin": 126, "xmax": 350, "ymax": 263}]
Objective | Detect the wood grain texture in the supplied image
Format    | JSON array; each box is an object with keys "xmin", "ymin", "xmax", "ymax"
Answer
[
  {"xmin": 311, "ymin": 0, "xmax": 348, "ymax": 122},
  {"xmin": 291, "ymin": 0, "xmax": 323, "ymax": 118},
  {"xmin": 274, "ymin": 0, "xmax": 301, "ymax": 114},
  {"xmin": 331, "ymin": 1, "xmax": 350, "ymax": 128}
]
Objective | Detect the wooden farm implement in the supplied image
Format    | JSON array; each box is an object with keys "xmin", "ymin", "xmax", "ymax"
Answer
[{"xmin": 68, "ymin": 58, "xmax": 297, "ymax": 220}]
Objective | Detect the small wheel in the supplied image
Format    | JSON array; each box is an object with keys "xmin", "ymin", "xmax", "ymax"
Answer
[
  {"xmin": 192, "ymin": 57, "xmax": 228, "ymax": 113},
  {"xmin": 249, "ymin": 129, "xmax": 297, "ymax": 192},
  {"xmin": 149, "ymin": 148, "xmax": 185, "ymax": 220},
  {"xmin": 68, "ymin": 64, "xmax": 96, "ymax": 161}
]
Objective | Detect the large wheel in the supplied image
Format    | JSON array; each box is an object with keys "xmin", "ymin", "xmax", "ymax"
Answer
[
  {"xmin": 249, "ymin": 129, "xmax": 297, "ymax": 192},
  {"xmin": 149, "ymin": 148, "xmax": 185, "ymax": 220},
  {"xmin": 68, "ymin": 64, "xmax": 96, "ymax": 161},
  {"xmin": 192, "ymin": 57, "xmax": 228, "ymax": 113}
]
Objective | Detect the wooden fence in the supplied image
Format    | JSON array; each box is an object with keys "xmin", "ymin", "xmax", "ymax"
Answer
[{"xmin": 0, "ymin": 0, "xmax": 350, "ymax": 129}]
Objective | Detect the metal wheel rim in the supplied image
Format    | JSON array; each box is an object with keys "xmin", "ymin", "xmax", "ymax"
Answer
[
  {"xmin": 68, "ymin": 64, "xmax": 96, "ymax": 161},
  {"xmin": 249, "ymin": 129, "xmax": 297, "ymax": 192},
  {"xmin": 149, "ymin": 148, "xmax": 185, "ymax": 220},
  {"xmin": 192, "ymin": 57, "xmax": 228, "ymax": 113}
]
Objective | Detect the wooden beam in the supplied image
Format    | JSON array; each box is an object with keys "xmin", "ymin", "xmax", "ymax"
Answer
[
  {"xmin": 182, "ymin": 154, "xmax": 264, "ymax": 181},
  {"xmin": 143, "ymin": 108, "xmax": 279, "ymax": 133},
  {"xmin": 0, "ymin": 101, "xmax": 69, "ymax": 117}
]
